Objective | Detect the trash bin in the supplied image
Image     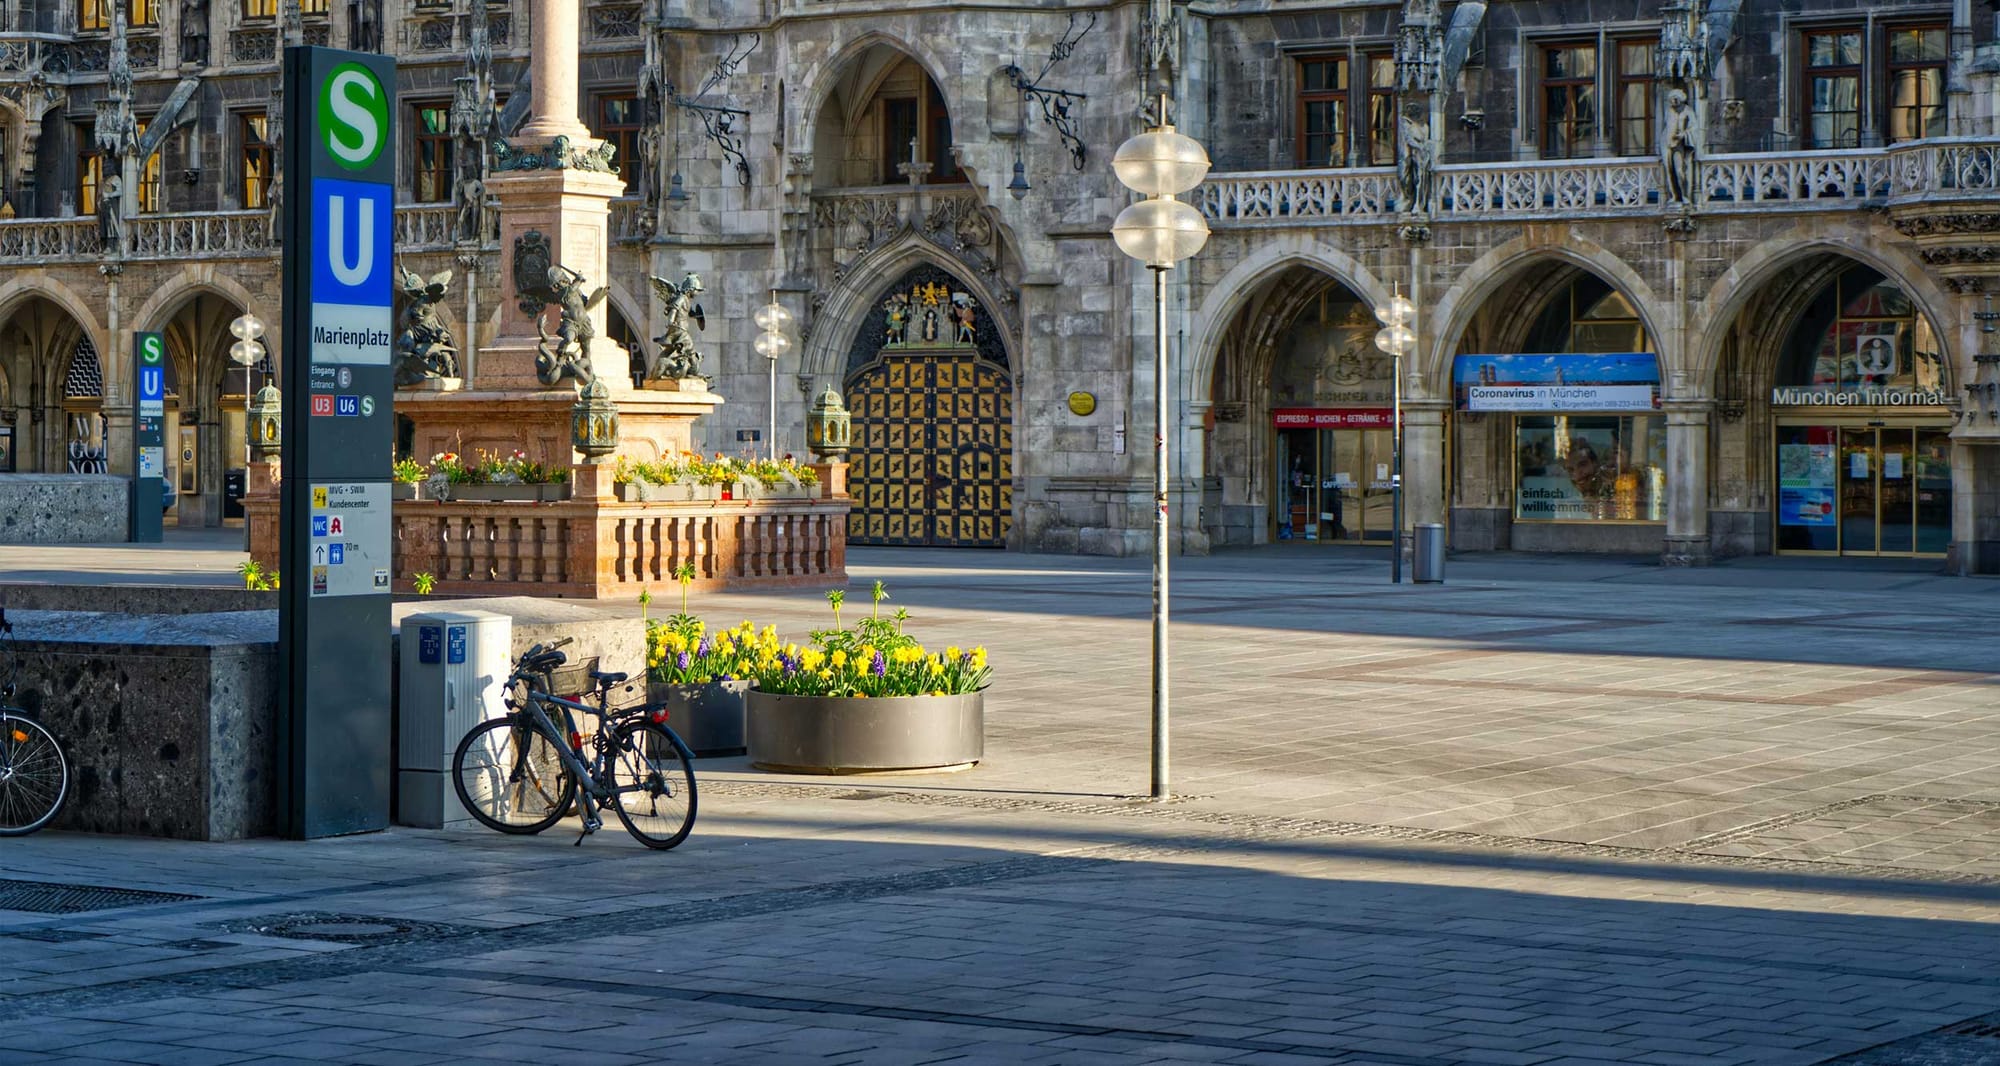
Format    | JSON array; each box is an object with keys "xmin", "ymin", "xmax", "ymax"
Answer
[{"xmin": 1413, "ymin": 522, "xmax": 1446, "ymax": 583}]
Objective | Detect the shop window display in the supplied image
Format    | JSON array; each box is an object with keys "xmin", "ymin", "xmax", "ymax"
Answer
[{"xmin": 1515, "ymin": 414, "xmax": 1665, "ymax": 522}]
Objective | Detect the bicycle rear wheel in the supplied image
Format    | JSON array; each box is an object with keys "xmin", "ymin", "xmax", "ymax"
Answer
[
  {"xmin": 607, "ymin": 721, "xmax": 697, "ymax": 850},
  {"xmin": 452, "ymin": 717, "xmax": 577, "ymax": 835},
  {"xmin": 0, "ymin": 713, "xmax": 68, "ymax": 836}
]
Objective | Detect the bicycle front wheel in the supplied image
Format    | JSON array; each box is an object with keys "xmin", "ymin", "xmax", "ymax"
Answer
[
  {"xmin": 452, "ymin": 717, "xmax": 577, "ymax": 835},
  {"xmin": 607, "ymin": 721, "xmax": 697, "ymax": 850},
  {"xmin": 0, "ymin": 713, "xmax": 68, "ymax": 836}
]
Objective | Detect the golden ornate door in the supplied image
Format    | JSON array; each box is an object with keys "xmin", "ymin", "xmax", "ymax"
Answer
[{"xmin": 845, "ymin": 351, "xmax": 1014, "ymax": 547}]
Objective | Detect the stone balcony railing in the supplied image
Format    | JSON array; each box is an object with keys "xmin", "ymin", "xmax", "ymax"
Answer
[
  {"xmin": 1199, "ymin": 139, "xmax": 2000, "ymax": 227},
  {"xmin": 0, "ymin": 203, "xmax": 499, "ymax": 265}
]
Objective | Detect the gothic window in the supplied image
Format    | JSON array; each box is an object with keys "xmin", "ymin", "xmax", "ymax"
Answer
[
  {"xmin": 76, "ymin": 122, "xmax": 101, "ymax": 216},
  {"xmin": 300, "ymin": 0, "xmax": 329, "ymax": 13},
  {"xmin": 1614, "ymin": 39, "xmax": 1656, "ymax": 156},
  {"xmin": 135, "ymin": 120, "xmax": 162, "ymax": 213},
  {"xmin": 241, "ymin": 112, "xmax": 272, "ymax": 210},
  {"xmin": 79, "ymin": 0, "xmax": 109, "ymax": 31},
  {"xmin": 242, "ymin": 0, "xmax": 277, "ymax": 19},
  {"xmin": 591, "ymin": 94, "xmax": 642, "ymax": 194},
  {"xmin": 1803, "ymin": 28, "xmax": 1862, "ymax": 149},
  {"xmin": 131, "ymin": 0, "xmax": 158, "ymax": 26},
  {"xmin": 412, "ymin": 104, "xmax": 453, "ymax": 204},
  {"xmin": 1364, "ymin": 54, "xmax": 1397, "ymax": 166},
  {"xmin": 877, "ymin": 81, "xmax": 958, "ymax": 185},
  {"xmin": 1539, "ymin": 42, "xmax": 1598, "ymax": 158},
  {"xmin": 1295, "ymin": 56, "xmax": 1348, "ymax": 168},
  {"xmin": 1886, "ymin": 25, "xmax": 1948, "ymax": 143}
]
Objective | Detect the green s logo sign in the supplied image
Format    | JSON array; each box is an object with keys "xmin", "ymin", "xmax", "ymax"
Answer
[
  {"xmin": 319, "ymin": 62, "xmax": 387, "ymax": 170},
  {"xmin": 140, "ymin": 335, "xmax": 163, "ymax": 364}
]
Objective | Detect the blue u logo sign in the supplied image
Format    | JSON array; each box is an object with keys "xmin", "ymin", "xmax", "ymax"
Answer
[
  {"xmin": 310, "ymin": 178, "xmax": 392, "ymax": 307},
  {"xmin": 140, "ymin": 367, "xmax": 163, "ymax": 400}
]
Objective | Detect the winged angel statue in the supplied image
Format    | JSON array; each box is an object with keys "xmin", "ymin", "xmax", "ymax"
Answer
[
  {"xmin": 535, "ymin": 265, "xmax": 607, "ymax": 387},
  {"xmin": 393, "ymin": 268, "xmax": 460, "ymax": 386},
  {"xmin": 645, "ymin": 272, "xmax": 708, "ymax": 382}
]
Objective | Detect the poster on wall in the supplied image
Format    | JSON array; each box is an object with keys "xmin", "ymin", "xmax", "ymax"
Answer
[
  {"xmin": 1777, "ymin": 442, "xmax": 1837, "ymax": 527},
  {"xmin": 1452, "ymin": 353, "xmax": 1661, "ymax": 412}
]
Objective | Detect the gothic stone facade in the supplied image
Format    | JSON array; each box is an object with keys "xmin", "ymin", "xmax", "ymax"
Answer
[{"xmin": 1, "ymin": 0, "xmax": 1998, "ymax": 569}]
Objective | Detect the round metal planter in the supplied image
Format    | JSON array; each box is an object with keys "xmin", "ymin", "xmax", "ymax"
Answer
[
  {"xmin": 648, "ymin": 679, "xmax": 751, "ymax": 757},
  {"xmin": 745, "ymin": 688, "xmax": 985, "ymax": 773}
]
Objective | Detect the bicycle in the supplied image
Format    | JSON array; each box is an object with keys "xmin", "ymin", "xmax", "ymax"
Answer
[
  {"xmin": 451, "ymin": 637, "xmax": 698, "ymax": 850},
  {"xmin": 0, "ymin": 608, "xmax": 69, "ymax": 836}
]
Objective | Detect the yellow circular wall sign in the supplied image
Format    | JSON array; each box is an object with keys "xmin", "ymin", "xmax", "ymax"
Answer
[{"xmin": 1067, "ymin": 391, "xmax": 1097, "ymax": 416}]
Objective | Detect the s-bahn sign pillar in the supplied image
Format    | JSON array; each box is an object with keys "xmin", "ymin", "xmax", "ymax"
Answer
[
  {"xmin": 277, "ymin": 46, "xmax": 397, "ymax": 838},
  {"xmin": 131, "ymin": 331, "xmax": 166, "ymax": 543}
]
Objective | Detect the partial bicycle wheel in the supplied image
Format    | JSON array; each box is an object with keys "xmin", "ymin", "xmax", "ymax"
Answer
[
  {"xmin": 0, "ymin": 714, "xmax": 68, "ymax": 836},
  {"xmin": 452, "ymin": 717, "xmax": 577, "ymax": 835},
  {"xmin": 607, "ymin": 721, "xmax": 697, "ymax": 850}
]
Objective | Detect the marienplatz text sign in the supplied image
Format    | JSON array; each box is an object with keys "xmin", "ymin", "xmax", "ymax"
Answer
[
  {"xmin": 277, "ymin": 46, "xmax": 396, "ymax": 839},
  {"xmin": 130, "ymin": 331, "xmax": 166, "ymax": 542}
]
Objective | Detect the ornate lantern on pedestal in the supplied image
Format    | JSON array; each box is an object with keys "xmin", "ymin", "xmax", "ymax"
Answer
[
  {"xmin": 805, "ymin": 385, "xmax": 852, "ymax": 460},
  {"xmin": 248, "ymin": 384, "xmax": 283, "ymax": 462},
  {"xmin": 570, "ymin": 378, "xmax": 620, "ymax": 461}
]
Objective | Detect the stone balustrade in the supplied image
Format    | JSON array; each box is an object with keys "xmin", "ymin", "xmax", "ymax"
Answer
[
  {"xmin": 127, "ymin": 210, "xmax": 273, "ymax": 258},
  {"xmin": 0, "ymin": 216, "xmax": 102, "ymax": 261},
  {"xmin": 1197, "ymin": 139, "xmax": 2000, "ymax": 228},
  {"xmin": 246, "ymin": 492, "xmax": 851, "ymax": 600}
]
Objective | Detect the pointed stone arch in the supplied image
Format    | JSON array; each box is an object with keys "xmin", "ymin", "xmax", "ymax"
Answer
[
  {"xmin": 1187, "ymin": 237, "xmax": 1395, "ymax": 406},
  {"xmin": 791, "ymin": 30, "xmax": 960, "ymax": 151},
  {"xmin": 1691, "ymin": 233, "xmax": 1954, "ymax": 398},
  {"xmin": 1431, "ymin": 235, "xmax": 1667, "ymax": 391},
  {"xmin": 802, "ymin": 234, "xmax": 1019, "ymax": 386}
]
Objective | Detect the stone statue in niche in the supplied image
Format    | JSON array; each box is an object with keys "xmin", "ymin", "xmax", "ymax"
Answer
[
  {"xmin": 883, "ymin": 293, "xmax": 910, "ymax": 346},
  {"xmin": 1661, "ymin": 88, "xmax": 1698, "ymax": 206},
  {"xmin": 1398, "ymin": 113, "xmax": 1436, "ymax": 215},
  {"xmin": 393, "ymin": 268, "xmax": 460, "ymax": 386},
  {"xmin": 534, "ymin": 265, "xmax": 605, "ymax": 388},
  {"xmin": 180, "ymin": 0, "xmax": 210, "ymax": 67},
  {"xmin": 646, "ymin": 272, "xmax": 708, "ymax": 382},
  {"xmin": 97, "ymin": 174, "xmax": 124, "ymax": 250},
  {"xmin": 951, "ymin": 292, "xmax": 978, "ymax": 345}
]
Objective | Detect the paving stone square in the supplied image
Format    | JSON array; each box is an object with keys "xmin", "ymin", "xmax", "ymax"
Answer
[{"xmin": 3, "ymin": 543, "xmax": 2000, "ymax": 1063}]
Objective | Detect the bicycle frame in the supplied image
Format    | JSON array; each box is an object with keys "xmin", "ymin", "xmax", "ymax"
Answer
[{"xmin": 500, "ymin": 667, "xmax": 667, "ymax": 832}]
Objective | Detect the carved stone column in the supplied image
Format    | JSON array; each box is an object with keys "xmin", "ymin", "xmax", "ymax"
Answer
[
  {"xmin": 517, "ymin": 0, "xmax": 587, "ymax": 142},
  {"xmin": 1403, "ymin": 400, "xmax": 1450, "ymax": 533},
  {"xmin": 1662, "ymin": 399, "xmax": 1713, "ymax": 566}
]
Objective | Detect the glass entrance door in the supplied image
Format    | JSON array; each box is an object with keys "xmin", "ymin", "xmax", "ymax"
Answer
[
  {"xmin": 1276, "ymin": 428, "xmax": 1394, "ymax": 544},
  {"xmin": 1781, "ymin": 424, "xmax": 1948, "ymax": 557}
]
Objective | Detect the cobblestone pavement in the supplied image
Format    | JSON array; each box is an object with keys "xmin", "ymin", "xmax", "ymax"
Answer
[{"xmin": 2, "ymin": 544, "xmax": 1999, "ymax": 1063}]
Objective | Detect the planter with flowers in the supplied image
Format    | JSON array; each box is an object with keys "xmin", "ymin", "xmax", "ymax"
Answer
[
  {"xmin": 644, "ymin": 565, "xmax": 755, "ymax": 756},
  {"xmin": 405, "ymin": 449, "xmax": 569, "ymax": 502},
  {"xmin": 617, "ymin": 454, "xmax": 819, "ymax": 503},
  {"xmin": 742, "ymin": 583, "xmax": 989, "ymax": 774},
  {"xmin": 392, "ymin": 458, "xmax": 428, "ymax": 500}
]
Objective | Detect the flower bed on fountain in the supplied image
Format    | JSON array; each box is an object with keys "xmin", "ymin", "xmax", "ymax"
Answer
[
  {"xmin": 393, "ymin": 450, "xmax": 572, "ymax": 502},
  {"xmin": 615, "ymin": 453, "xmax": 819, "ymax": 502}
]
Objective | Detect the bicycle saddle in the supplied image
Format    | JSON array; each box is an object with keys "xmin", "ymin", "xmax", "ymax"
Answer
[{"xmin": 590, "ymin": 669, "xmax": 629, "ymax": 686}]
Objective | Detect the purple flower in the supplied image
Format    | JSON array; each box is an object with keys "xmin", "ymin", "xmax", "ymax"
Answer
[
  {"xmin": 782, "ymin": 655, "xmax": 799, "ymax": 676},
  {"xmin": 870, "ymin": 651, "xmax": 887, "ymax": 676},
  {"xmin": 676, "ymin": 651, "xmax": 691, "ymax": 670},
  {"xmin": 697, "ymin": 637, "xmax": 712, "ymax": 657}
]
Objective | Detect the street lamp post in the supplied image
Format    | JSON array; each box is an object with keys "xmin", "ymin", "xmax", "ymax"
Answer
[
  {"xmin": 753, "ymin": 292, "xmax": 794, "ymax": 461},
  {"xmin": 1373, "ymin": 293, "xmax": 1415, "ymax": 584},
  {"xmin": 1111, "ymin": 99, "xmax": 1210, "ymax": 801},
  {"xmin": 228, "ymin": 312, "xmax": 266, "ymax": 550}
]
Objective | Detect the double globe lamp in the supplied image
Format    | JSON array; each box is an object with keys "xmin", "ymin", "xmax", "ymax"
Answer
[
  {"xmin": 753, "ymin": 294, "xmax": 794, "ymax": 461},
  {"xmin": 1373, "ymin": 292, "xmax": 1416, "ymax": 584},
  {"xmin": 1110, "ymin": 111, "xmax": 1209, "ymax": 801}
]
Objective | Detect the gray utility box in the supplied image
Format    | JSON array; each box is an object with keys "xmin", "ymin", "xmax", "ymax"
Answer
[{"xmin": 397, "ymin": 610, "xmax": 512, "ymax": 828}]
